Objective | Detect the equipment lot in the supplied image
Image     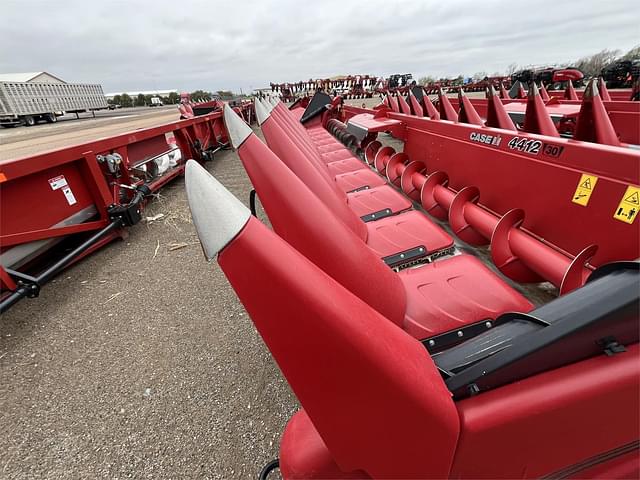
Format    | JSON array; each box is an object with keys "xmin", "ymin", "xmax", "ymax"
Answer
[
  {"xmin": 0, "ymin": 93, "xmax": 593, "ymax": 478},
  {"xmin": 0, "ymin": 108, "xmax": 297, "ymax": 479}
]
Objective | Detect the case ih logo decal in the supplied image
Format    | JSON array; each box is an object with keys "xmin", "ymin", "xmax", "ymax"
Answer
[{"xmin": 469, "ymin": 132, "xmax": 502, "ymax": 146}]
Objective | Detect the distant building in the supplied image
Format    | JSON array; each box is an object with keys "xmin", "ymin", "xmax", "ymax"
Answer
[
  {"xmin": 0, "ymin": 71, "xmax": 66, "ymax": 83},
  {"xmin": 104, "ymin": 89, "xmax": 178, "ymax": 101}
]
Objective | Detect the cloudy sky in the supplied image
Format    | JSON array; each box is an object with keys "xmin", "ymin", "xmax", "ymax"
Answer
[{"xmin": 1, "ymin": 0, "xmax": 638, "ymax": 94}]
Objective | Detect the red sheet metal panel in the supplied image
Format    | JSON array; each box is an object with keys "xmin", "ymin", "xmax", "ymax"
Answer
[
  {"xmin": 0, "ymin": 110, "xmax": 228, "ymax": 306},
  {"xmin": 452, "ymin": 344, "xmax": 640, "ymax": 478},
  {"xmin": 394, "ymin": 113, "xmax": 640, "ymax": 267}
]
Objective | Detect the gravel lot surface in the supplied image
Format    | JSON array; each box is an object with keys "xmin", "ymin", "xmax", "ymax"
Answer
[{"xmin": 1, "ymin": 111, "xmax": 297, "ymax": 479}]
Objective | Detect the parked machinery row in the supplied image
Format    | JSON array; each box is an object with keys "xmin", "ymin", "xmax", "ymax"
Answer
[{"xmin": 181, "ymin": 85, "xmax": 639, "ymax": 478}]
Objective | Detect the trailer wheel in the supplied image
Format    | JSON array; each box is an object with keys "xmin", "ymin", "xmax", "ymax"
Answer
[
  {"xmin": 44, "ymin": 113, "xmax": 57, "ymax": 123},
  {"xmin": 258, "ymin": 459, "xmax": 280, "ymax": 480},
  {"xmin": 23, "ymin": 116, "xmax": 35, "ymax": 127}
]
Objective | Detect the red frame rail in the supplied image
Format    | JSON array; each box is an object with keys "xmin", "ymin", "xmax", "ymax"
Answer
[{"xmin": 0, "ymin": 109, "xmax": 231, "ymax": 312}]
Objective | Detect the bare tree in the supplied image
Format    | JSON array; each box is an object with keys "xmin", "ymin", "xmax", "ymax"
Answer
[
  {"xmin": 621, "ymin": 45, "xmax": 640, "ymax": 60},
  {"xmin": 574, "ymin": 49, "xmax": 621, "ymax": 77},
  {"xmin": 506, "ymin": 63, "xmax": 518, "ymax": 76},
  {"xmin": 417, "ymin": 76, "xmax": 436, "ymax": 85}
]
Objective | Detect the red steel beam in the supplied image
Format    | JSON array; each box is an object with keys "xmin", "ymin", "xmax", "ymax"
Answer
[{"xmin": 0, "ymin": 108, "xmax": 230, "ymax": 305}]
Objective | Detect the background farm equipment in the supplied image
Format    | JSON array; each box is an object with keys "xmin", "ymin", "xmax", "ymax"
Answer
[
  {"xmin": 511, "ymin": 66, "xmax": 584, "ymax": 89},
  {"xmin": 0, "ymin": 109, "xmax": 234, "ymax": 313},
  {"xmin": 422, "ymin": 77, "xmax": 465, "ymax": 95},
  {"xmin": 373, "ymin": 73, "xmax": 415, "ymax": 95},
  {"xmin": 601, "ymin": 59, "xmax": 640, "ymax": 88},
  {"xmin": 445, "ymin": 76, "xmax": 512, "ymax": 93},
  {"xmin": 385, "ymin": 73, "xmax": 414, "ymax": 91},
  {"xmin": 178, "ymin": 97, "xmax": 253, "ymax": 124},
  {"xmin": 269, "ymin": 75, "xmax": 379, "ymax": 101}
]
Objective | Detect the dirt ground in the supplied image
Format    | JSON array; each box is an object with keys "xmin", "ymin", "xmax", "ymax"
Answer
[{"xmin": 1, "ymin": 109, "xmax": 297, "ymax": 479}]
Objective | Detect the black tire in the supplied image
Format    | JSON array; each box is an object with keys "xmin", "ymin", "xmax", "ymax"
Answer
[
  {"xmin": 23, "ymin": 116, "xmax": 35, "ymax": 127},
  {"xmin": 44, "ymin": 113, "xmax": 57, "ymax": 123},
  {"xmin": 258, "ymin": 459, "xmax": 280, "ymax": 480}
]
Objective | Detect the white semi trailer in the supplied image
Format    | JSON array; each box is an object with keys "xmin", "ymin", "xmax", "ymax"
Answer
[{"xmin": 0, "ymin": 81, "xmax": 108, "ymax": 127}]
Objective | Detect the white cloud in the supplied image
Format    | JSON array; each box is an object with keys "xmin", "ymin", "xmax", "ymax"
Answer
[{"xmin": 1, "ymin": 0, "xmax": 638, "ymax": 93}]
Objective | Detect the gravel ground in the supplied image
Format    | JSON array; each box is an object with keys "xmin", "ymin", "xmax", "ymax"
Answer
[{"xmin": 0, "ymin": 126, "xmax": 297, "ymax": 479}]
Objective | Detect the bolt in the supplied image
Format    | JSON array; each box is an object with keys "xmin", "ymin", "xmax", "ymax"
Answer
[
  {"xmin": 457, "ymin": 331, "xmax": 464, "ymax": 337},
  {"xmin": 428, "ymin": 340, "xmax": 435, "ymax": 347},
  {"xmin": 485, "ymin": 321, "xmax": 492, "ymax": 328}
]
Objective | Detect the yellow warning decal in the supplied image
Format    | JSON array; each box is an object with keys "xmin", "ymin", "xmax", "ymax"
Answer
[
  {"xmin": 572, "ymin": 173, "xmax": 598, "ymax": 206},
  {"xmin": 613, "ymin": 185, "xmax": 640, "ymax": 224}
]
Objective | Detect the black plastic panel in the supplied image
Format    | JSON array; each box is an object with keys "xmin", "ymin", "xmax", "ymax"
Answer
[
  {"xmin": 360, "ymin": 208, "xmax": 392, "ymax": 223},
  {"xmin": 300, "ymin": 91, "xmax": 333, "ymax": 124},
  {"xmin": 433, "ymin": 262, "xmax": 639, "ymax": 399},
  {"xmin": 382, "ymin": 245, "xmax": 428, "ymax": 267}
]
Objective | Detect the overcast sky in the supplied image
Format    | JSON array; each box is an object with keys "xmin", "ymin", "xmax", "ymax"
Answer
[{"xmin": 1, "ymin": 0, "xmax": 638, "ymax": 93}]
